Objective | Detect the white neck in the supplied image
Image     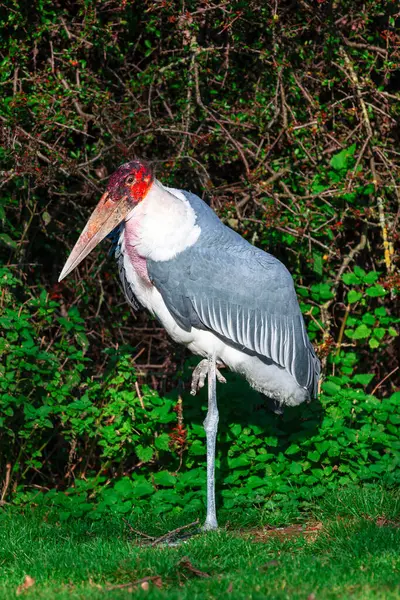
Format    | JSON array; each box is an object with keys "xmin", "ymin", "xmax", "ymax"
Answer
[{"xmin": 124, "ymin": 180, "xmax": 201, "ymax": 261}]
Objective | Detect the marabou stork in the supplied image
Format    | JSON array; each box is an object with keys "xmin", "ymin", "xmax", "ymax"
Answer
[{"xmin": 59, "ymin": 160, "xmax": 320, "ymax": 530}]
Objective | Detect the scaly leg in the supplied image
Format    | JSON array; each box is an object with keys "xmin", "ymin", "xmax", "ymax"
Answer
[
  {"xmin": 203, "ymin": 355, "xmax": 219, "ymax": 531},
  {"xmin": 190, "ymin": 358, "xmax": 226, "ymax": 396}
]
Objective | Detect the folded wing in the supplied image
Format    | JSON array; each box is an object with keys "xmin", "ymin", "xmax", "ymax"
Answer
[{"xmin": 148, "ymin": 243, "xmax": 320, "ymax": 397}]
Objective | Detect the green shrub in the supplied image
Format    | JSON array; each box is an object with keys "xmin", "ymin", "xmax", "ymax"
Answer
[{"xmin": 1, "ymin": 268, "xmax": 399, "ymax": 518}]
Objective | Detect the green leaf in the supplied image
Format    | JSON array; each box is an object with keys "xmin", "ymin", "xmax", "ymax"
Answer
[
  {"xmin": 362, "ymin": 314, "xmax": 376, "ymax": 326},
  {"xmin": 135, "ymin": 445, "xmax": 153, "ymax": 462},
  {"xmin": 388, "ymin": 327, "xmax": 398, "ymax": 337},
  {"xmin": 311, "ymin": 283, "xmax": 333, "ymax": 301},
  {"xmin": 154, "ymin": 433, "xmax": 170, "ymax": 451},
  {"xmin": 75, "ymin": 332, "xmax": 89, "ymax": 352},
  {"xmin": 369, "ymin": 337, "xmax": 379, "ymax": 349},
  {"xmin": 0, "ymin": 233, "xmax": 17, "ymax": 249},
  {"xmin": 114, "ymin": 501, "xmax": 133, "ymax": 513},
  {"xmin": 114, "ymin": 478, "xmax": 133, "ymax": 496},
  {"xmin": 307, "ymin": 450, "xmax": 320, "ymax": 462},
  {"xmin": 348, "ymin": 290, "xmax": 362, "ymax": 304},
  {"xmin": 264, "ymin": 436, "xmax": 278, "ymax": 447},
  {"xmin": 228, "ymin": 455, "xmax": 250, "ymax": 468},
  {"xmin": 354, "ymin": 266, "xmax": 366, "ymax": 278},
  {"xmin": 290, "ymin": 463, "xmax": 302, "ymax": 475},
  {"xmin": 189, "ymin": 440, "xmax": 205, "ymax": 456},
  {"xmin": 352, "ymin": 324, "xmax": 371, "ymax": 339},
  {"xmin": 330, "ymin": 144, "xmax": 356, "ymax": 170},
  {"xmin": 312, "ymin": 252, "xmax": 323, "ymax": 276},
  {"xmin": 364, "ymin": 271, "xmax": 379, "ymax": 284},
  {"xmin": 42, "ymin": 211, "xmax": 51, "ymax": 226},
  {"xmin": 153, "ymin": 471, "xmax": 175, "ymax": 487},
  {"xmin": 230, "ymin": 423, "xmax": 242, "ymax": 437},
  {"xmin": 297, "ymin": 288, "xmax": 309, "ymax": 298},
  {"xmin": 373, "ymin": 328, "xmax": 386, "ymax": 340},
  {"xmin": 315, "ymin": 441, "xmax": 330, "ymax": 454},
  {"xmin": 366, "ymin": 285, "xmax": 386, "ymax": 298},
  {"xmin": 342, "ymin": 272, "xmax": 361, "ymax": 285},
  {"xmin": 132, "ymin": 481, "xmax": 154, "ymax": 498},
  {"xmin": 323, "ymin": 380, "xmax": 341, "ymax": 396},
  {"xmin": 286, "ymin": 444, "xmax": 301, "ymax": 455},
  {"xmin": 353, "ymin": 374, "xmax": 374, "ymax": 386}
]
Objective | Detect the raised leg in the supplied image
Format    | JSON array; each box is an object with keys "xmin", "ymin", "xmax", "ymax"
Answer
[{"xmin": 203, "ymin": 354, "xmax": 219, "ymax": 531}]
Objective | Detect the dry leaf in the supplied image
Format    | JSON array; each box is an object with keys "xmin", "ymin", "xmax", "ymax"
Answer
[
  {"xmin": 178, "ymin": 556, "xmax": 210, "ymax": 578},
  {"xmin": 249, "ymin": 522, "xmax": 323, "ymax": 543},
  {"xmin": 16, "ymin": 575, "xmax": 35, "ymax": 595},
  {"xmin": 107, "ymin": 575, "xmax": 162, "ymax": 591},
  {"xmin": 88, "ymin": 577, "xmax": 102, "ymax": 589},
  {"xmin": 260, "ymin": 560, "xmax": 279, "ymax": 570}
]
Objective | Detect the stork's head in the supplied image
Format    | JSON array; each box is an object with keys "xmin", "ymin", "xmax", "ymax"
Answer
[{"xmin": 59, "ymin": 160, "xmax": 153, "ymax": 281}]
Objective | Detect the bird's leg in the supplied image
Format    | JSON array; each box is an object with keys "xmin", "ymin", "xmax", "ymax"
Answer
[
  {"xmin": 203, "ymin": 354, "xmax": 219, "ymax": 531},
  {"xmin": 190, "ymin": 358, "xmax": 226, "ymax": 396}
]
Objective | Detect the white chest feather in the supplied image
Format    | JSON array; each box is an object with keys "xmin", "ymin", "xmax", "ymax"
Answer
[{"xmin": 124, "ymin": 181, "xmax": 200, "ymax": 262}]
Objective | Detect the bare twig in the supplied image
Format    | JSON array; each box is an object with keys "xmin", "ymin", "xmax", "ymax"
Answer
[
  {"xmin": 0, "ymin": 463, "xmax": 12, "ymax": 504},
  {"xmin": 59, "ymin": 76, "xmax": 93, "ymax": 121},
  {"xmin": 320, "ymin": 231, "xmax": 367, "ymax": 369},
  {"xmin": 135, "ymin": 381, "xmax": 146, "ymax": 411},
  {"xmin": 13, "ymin": 67, "xmax": 19, "ymax": 95},
  {"xmin": 340, "ymin": 48, "xmax": 373, "ymax": 138},
  {"xmin": 377, "ymin": 196, "xmax": 395, "ymax": 275},
  {"xmin": 335, "ymin": 303, "xmax": 351, "ymax": 359},
  {"xmin": 280, "ymin": 76, "xmax": 288, "ymax": 130},
  {"xmin": 60, "ymin": 16, "xmax": 93, "ymax": 47},
  {"xmin": 193, "ymin": 62, "xmax": 250, "ymax": 176},
  {"xmin": 151, "ymin": 520, "xmax": 199, "ymax": 546},
  {"xmin": 371, "ymin": 367, "xmax": 399, "ymax": 396},
  {"xmin": 347, "ymin": 134, "xmax": 371, "ymax": 191},
  {"xmin": 122, "ymin": 518, "xmax": 156, "ymax": 540},
  {"xmin": 342, "ymin": 36, "xmax": 388, "ymax": 58}
]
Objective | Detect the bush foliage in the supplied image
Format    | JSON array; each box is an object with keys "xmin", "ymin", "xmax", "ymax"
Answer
[{"xmin": 0, "ymin": 0, "xmax": 399, "ymax": 515}]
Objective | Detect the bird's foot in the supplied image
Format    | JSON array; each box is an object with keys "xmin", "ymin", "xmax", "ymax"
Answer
[
  {"xmin": 202, "ymin": 519, "xmax": 218, "ymax": 532},
  {"xmin": 190, "ymin": 359, "xmax": 226, "ymax": 395}
]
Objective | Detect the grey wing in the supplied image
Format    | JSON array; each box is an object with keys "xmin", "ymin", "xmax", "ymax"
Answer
[{"xmin": 148, "ymin": 246, "xmax": 320, "ymax": 397}]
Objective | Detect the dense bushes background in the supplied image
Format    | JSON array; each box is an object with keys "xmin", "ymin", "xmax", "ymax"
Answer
[{"xmin": 0, "ymin": 0, "xmax": 399, "ymax": 515}]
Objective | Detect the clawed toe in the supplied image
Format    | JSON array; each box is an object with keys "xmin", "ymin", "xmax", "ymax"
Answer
[
  {"xmin": 190, "ymin": 359, "xmax": 208, "ymax": 395},
  {"xmin": 190, "ymin": 359, "xmax": 226, "ymax": 395},
  {"xmin": 216, "ymin": 370, "xmax": 227, "ymax": 384}
]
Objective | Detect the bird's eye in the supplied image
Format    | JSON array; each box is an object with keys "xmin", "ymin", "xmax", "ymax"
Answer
[{"xmin": 126, "ymin": 175, "xmax": 134, "ymax": 185}]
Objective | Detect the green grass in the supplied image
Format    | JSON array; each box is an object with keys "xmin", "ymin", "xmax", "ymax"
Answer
[{"xmin": 1, "ymin": 487, "xmax": 400, "ymax": 599}]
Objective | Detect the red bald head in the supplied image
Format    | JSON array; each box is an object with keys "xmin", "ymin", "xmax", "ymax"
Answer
[
  {"xmin": 106, "ymin": 160, "xmax": 154, "ymax": 205},
  {"xmin": 58, "ymin": 160, "xmax": 154, "ymax": 281}
]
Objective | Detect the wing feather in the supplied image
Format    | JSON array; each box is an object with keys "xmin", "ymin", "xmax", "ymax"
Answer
[
  {"xmin": 117, "ymin": 254, "xmax": 140, "ymax": 311},
  {"xmin": 190, "ymin": 288, "xmax": 318, "ymax": 395}
]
